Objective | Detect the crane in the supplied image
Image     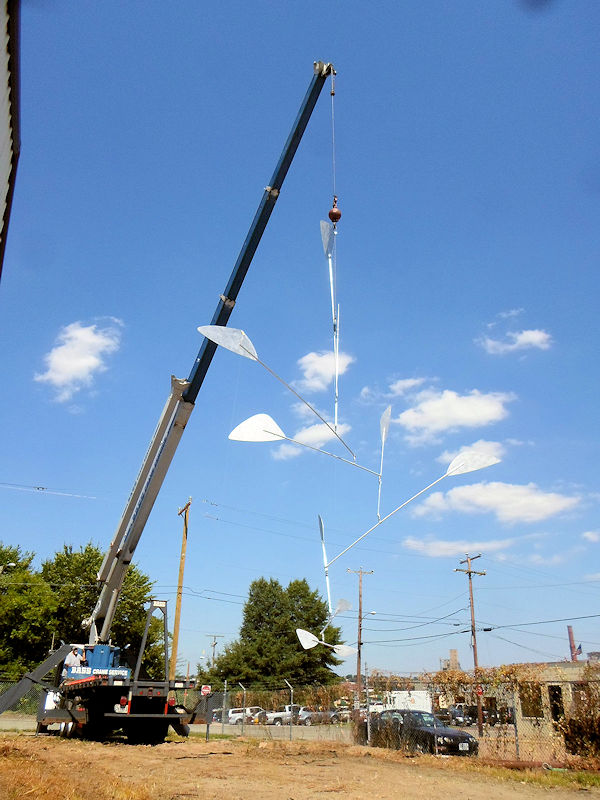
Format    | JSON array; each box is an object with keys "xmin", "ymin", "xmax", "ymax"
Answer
[{"xmin": 0, "ymin": 61, "xmax": 335, "ymax": 743}]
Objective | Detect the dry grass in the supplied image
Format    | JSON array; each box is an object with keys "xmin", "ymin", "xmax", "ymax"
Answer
[
  {"xmin": 1, "ymin": 734, "xmax": 599, "ymax": 800},
  {"xmin": 0, "ymin": 739, "xmax": 154, "ymax": 800}
]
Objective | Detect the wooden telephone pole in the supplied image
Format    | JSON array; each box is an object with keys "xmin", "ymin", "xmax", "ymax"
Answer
[
  {"xmin": 455, "ymin": 553, "xmax": 486, "ymax": 736},
  {"xmin": 207, "ymin": 634, "xmax": 224, "ymax": 665},
  {"xmin": 347, "ymin": 567, "xmax": 373, "ymax": 704},
  {"xmin": 169, "ymin": 498, "xmax": 192, "ymax": 681}
]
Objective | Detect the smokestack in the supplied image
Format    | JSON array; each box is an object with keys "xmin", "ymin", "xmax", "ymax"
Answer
[{"xmin": 568, "ymin": 625, "xmax": 578, "ymax": 661}]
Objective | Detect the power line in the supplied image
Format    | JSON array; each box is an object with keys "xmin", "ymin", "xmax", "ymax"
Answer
[
  {"xmin": 360, "ymin": 607, "xmax": 468, "ymax": 632},
  {"xmin": 487, "ymin": 632, "xmax": 564, "ymax": 661},
  {"xmin": 492, "ymin": 612, "xmax": 600, "ymax": 630}
]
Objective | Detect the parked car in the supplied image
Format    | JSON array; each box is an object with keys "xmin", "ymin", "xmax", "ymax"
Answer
[
  {"xmin": 228, "ymin": 706, "xmax": 265, "ymax": 725},
  {"xmin": 371, "ymin": 709, "xmax": 478, "ymax": 756},
  {"xmin": 264, "ymin": 704, "xmax": 300, "ymax": 725},
  {"xmin": 454, "ymin": 704, "xmax": 498, "ymax": 726},
  {"xmin": 297, "ymin": 706, "xmax": 342, "ymax": 725},
  {"xmin": 372, "ymin": 709, "xmax": 405, "ymax": 727},
  {"xmin": 437, "ymin": 705, "xmax": 469, "ymax": 726}
]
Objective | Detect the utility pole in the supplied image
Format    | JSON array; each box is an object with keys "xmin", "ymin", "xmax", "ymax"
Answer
[
  {"xmin": 455, "ymin": 553, "xmax": 485, "ymax": 736},
  {"xmin": 347, "ymin": 567, "xmax": 373, "ymax": 706},
  {"xmin": 208, "ymin": 634, "xmax": 224, "ymax": 665},
  {"xmin": 169, "ymin": 498, "xmax": 192, "ymax": 681}
]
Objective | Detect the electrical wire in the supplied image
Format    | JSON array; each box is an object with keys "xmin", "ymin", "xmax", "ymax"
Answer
[
  {"xmin": 487, "ymin": 632, "xmax": 564, "ymax": 661},
  {"xmin": 359, "ymin": 607, "xmax": 468, "ymax": 633}
]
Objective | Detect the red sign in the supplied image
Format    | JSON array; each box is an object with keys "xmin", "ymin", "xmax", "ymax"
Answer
[
  {"xmin": 201, "ymin": 684, "xmax": 211, "ymax": 696},
  {"xmin": 476, "ymin": 684, "xmax": 483, "ymax": 696}
]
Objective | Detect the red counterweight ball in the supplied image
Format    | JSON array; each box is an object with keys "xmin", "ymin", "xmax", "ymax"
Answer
[{"xmin": 328, "ymin": 196, "xmax": 341, "ymax": 224}]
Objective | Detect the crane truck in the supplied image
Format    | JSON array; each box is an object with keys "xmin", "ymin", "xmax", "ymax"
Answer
[{"xmin": 0, "ymin": 61, "xmax": 335, "ymax": 743}]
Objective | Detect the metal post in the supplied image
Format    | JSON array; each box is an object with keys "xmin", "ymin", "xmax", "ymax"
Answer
[
  {"xmin": 240, "ymin": 682, "xmax": 246, "ymax": 735},
  {"xmin": 284, "ymin": 679, "xmax": 293, "ymax": 741},
  {"xmin": 222, "ymin": 679, "xmax": 227, "ymax": 734},
  {"xmin": 170, "ymin": 498, "xmax": 191, "ymax": 681},
  {"xmin": 365, "ymin": 663, "xmax": 371, "ymax": 745},
  {"xmin": 512, "ymin": 688, "xmax": 520, "ymax": 760}
]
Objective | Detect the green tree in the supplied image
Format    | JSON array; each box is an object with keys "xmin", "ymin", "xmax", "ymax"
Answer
[
  {"xmin": 40, "ymin": 543, "xmax": 165, "ymax": 678},
  {"xmin": 0, "ymin": 543, "xmax": 34, "ymax": 572},
  {"xmin": 0, "ymin": 544, "xmax": 57, "ymax": 678},
  {"xmin": 204, "ymin": 577, "xmax": 344, "ymax": 687}
]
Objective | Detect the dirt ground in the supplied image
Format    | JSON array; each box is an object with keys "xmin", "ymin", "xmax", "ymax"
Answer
[{"xmin": 1, "ymin": 734, "xmax": 598, "ymax": 800}]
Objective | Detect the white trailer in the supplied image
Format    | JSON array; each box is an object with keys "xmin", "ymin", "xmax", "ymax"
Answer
[{"xmin": 385, "ymin": 690, "xmax": 432, "ymax": 713}]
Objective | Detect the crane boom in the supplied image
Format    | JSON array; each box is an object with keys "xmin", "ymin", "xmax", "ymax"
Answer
[{"xmin": 85, "ymin": 61, "xmax": 335, "ymax": 643}]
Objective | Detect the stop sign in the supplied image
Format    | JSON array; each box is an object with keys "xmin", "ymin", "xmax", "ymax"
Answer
[
  {"xmin": 476, "ymin": 684, "xmax": 483, "ymax": 696},
  {"xmin": 201, "ymin": 684, "xmax": 211, "ymax": 696}
]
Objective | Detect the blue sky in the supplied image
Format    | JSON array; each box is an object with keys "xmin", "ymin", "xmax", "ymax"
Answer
[{"xmin": 1, "ymin": 0, "xmax": 599, "ymax": 678}]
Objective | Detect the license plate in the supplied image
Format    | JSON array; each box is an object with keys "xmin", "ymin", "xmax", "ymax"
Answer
[{"xmin": 458, "ymin": 742, "xmax": 469, "ymax": 751}]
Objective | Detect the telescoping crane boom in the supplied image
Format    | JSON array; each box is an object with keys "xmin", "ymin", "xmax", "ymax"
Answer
[
  {"xmin": 0, "ymin": 63, "xmax": 335, "ymax": 742},
  {"xmin": 86, "ymin": 59, "xmax": 335, "ymax": 644}
]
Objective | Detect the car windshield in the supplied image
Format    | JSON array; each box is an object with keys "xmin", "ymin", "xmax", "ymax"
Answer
[{"xmin": 409, "ymin": 712, "xmax": 442, "ymax": 728}]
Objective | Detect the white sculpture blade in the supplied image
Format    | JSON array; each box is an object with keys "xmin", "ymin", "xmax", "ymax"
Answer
[
  {"xmin": 197, "ymin": 325, "xmax": 258, "ymax": 361},
  {"xmin": 319, "ymin": 514, "xmax": 333, "ymax": 615},
  {"xmin": 380, "ymin": 405, "xmax": 392, "ymax": 445},
  {"xmin": 320, "ymin": 219, "xmax": 334, "ymax": 257},
  {"xmin": 446, "ymin": 450, "xmax": 501, "ymax": 476},
  {"xmin": 334, "ymin": 598, "xmax": 351, "ymax": 615},
  {"xmin": 228, "ymin": 413, "xmax": 285, "ymax": 442},
  {"xmin": 296, "ymin": 628, "xmax": 319, "ymax": 650},
  {"xmin": 332, "ymin": 644, "xmax": 358, "ymax": 657}
]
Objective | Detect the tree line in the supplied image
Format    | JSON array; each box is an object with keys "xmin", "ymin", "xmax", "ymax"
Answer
[
  {"xmin": 0, "ymin": 542, "xmax": 163, "ymax": 679},
  {"xmin": 0, "ymin": 543, "xmax": 346, "ymax": 687}
]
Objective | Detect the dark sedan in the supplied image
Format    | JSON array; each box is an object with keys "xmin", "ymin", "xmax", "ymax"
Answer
[{"xmin": 371, "ymin": 709, "xmax": 478, "ymax": 755}]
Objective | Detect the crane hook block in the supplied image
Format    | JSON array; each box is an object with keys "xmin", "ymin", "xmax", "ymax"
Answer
[{"xmin": 328, "ymin": 196, "xmax": 341, "ymax": 225}]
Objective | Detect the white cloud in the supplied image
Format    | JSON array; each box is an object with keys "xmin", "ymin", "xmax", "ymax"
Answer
[
  {"xmin": 414, "ymin": 481, "xmax": 580, "ymax": 524},
  {"xmin": 478, "ymin": 329, "xmax": 552, "ymax": 355},
  {"xmin": 35, "ymin": 320, "xmax": 123, "ymax": 402},
  {"xmin": 498, "ymin": 308, "xmax": 525, "ymax": 320},
  {"xmin": 582, "ymin": 531, "xmax": 600, "ymax": 543},
  {"xmin": 296, "ymin": 350, "xmax": 355, "ymax": 393},
  {"xmin": 437, "ymin": 439, "xmax": 506, "ymax": 466},
  {"xmin": 396, "ymin": 389, "xmax": 515, "ymax": 444},
  {"xmin": 272, "ymin": 422, "xmax": 351, "ymax": 461},
  {"xmin": 529, "ymin": 553, "xmax": 564, "ymax": 566},
  {"xmin": 360, "ymin": 386, "xmax": 375, "ymax": 401},
  {"xmin": 585, "ymin": 573, "xmax": 600, "ymax": 581},
  {"xmin": 403, "ymin": 536, "xmax": 515, "ymax": 558},
  {"xmin": 389, "ymin": 377, "xmax": 426, "ymax": 397}
]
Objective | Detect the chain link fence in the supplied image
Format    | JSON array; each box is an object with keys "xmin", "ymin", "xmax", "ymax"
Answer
[
  {"xmin": 1, "ymin": 675, "xmax": 599, "ymax": 763},
  {"xmin": 0, "ymin": 680, "xmax": 42, "ymax": 716}
]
